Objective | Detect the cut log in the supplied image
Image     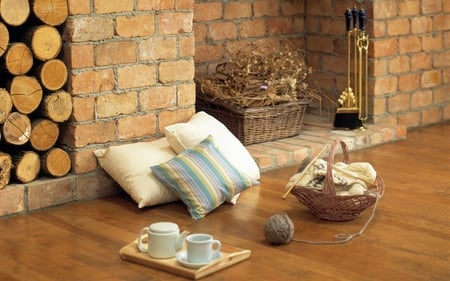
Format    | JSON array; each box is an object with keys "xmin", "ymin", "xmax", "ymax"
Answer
[
  {"xmin": 0, "ymin": 21, "xmax": 9, "ymax": 58},
  {"xmin": 24, "ymin": 25, "xmax": 62, "ymax": 61},
  {"xmin": 40, "ymin": 90, "xmax": 72, "ymax": 122},
  {"xmin": 13, "ymin": 150, "xmax": 40, "ymax": 183},
  {"xmin": 9, "ymin": 75, "xmax": 43, "ymax": 114},
  {"xmin": 0, "ymin": 0, "xmax": 31, "ymax": 26},
  {"xmin": 40, "ymin": 147, "xmax": 70, "ymax": 177},
  {"xmin": 2, "ymin": 112, "xmax": 31, "ymax": 145},
  {"xmin": 32, "ymin": 0, "xmax": 68, "ymax": 26},
  {"xmin": 0, "ymin": 88, "xmax": 13, "ymax": 124},
  {"xmin": 0, "ymin": 151, "xmax": 12, "ymax": 189},
  {"xmin": 35, "ymin": 59, "xmax": 67, "ymax": 91},
  {"xmin": 3, "ymin": 42, "xmax": 34, "ymax": 75},
  {"xmin": 29, "ymin": 118, "xmax": 59, "ymax": 151}
]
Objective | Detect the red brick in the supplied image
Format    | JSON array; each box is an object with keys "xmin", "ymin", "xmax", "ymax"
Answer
[
  {"xmin": 398, "ymin": 111, "xmax": 421, "ymax": 128},
  {"xmin": 27, "ymin": 177, "xmax": 74, "ymax": 211},
  {"xmin": 158, "ymin": 12, "xmax": 193, "ymax": 34},
  {"xmin": 177, "ymin": 83, "xmax": 196, "ymax": 107},
  {"xmin": 444, "ymin": 104, "xmax": 450, "ymax": 120},
  {"xmin": 372, "ymin": 20, "xmax": 387, "ymax": 37},
  {"xmin": 388, "ymin": 55, "xmax": 410, "ymax": 74},
  {"xmin": 117, "ymin": 114, "xmax": 157, "ymax": 139},
  {"xmin": 64, "ymin": 44, "xmax": 94, "ymax": 69},
  {"xmin": 411, "ymin": 89, "xmax": 433, "ymax": 109},
  {"xmin": 139, "ymin": 86, "xmax": 177, "ymax": 111},
  {"xmin": 434, "ymin": 85, "xmax": 450, "ymax": 103},
  {"xmin": 372, "ymin": 38, "xmax": 397, "ymax": 57},
  {"xmin": 117, "ymin": 64, "xmax": 156, "ymax": 88},
  {"xmin": 372, "ymin": 97, "xmax": 387, "ymax": 116},
  {"xmin": 224, "ymin": 2, "xmax": 251, "ymax": 19},
  {"xmin": 387, "ymin": 18, "xmax": 410, "ymax": 36},
  {"xmin": 398, "ymin": 73, "xmax": 421, "ymax": 92},
  {"xmin": 194, "ymin": 44, "xmax": 223, "ymax": 63},
  {"xmin": 69, "ymin": 69, "xmax": 115, "ymax": 95},
  {"xmin": 399, "ymin": 35, "xmax": 422, "ymax": 54},
  {"xmin": 306, "ymin": 35, "xmax": 334, "ymax": 53},
  {"xmin": 209, "ymin": 22, "xmax": 237, "ymax": 41},
  {"xmin": 71, "ymin": 96, "xmax": 95, "ymax": 122},
  {"xmin": 179, "ymin": 35, "xmax": 195, "ymax": 57},
  {"xmin": 61, "ymin": 122, "xmax": 116, "ymax": 148},
  {"xmin": 70, "ymin": 148, "xmax": 98, "ymax": 174},
  {"xmin": 321, "ymin": 54, "xmax": 346, "ymax": 75},
  {"xmin": 281, "ymin": 0, "xmax": 304, "ymax": 16},
  {"xmin": 194, "ymin": 23, "xmax": 207, "ymax": 43},
  {"xmin": 0, "ymin": 185, "xmax": 25, "ymax": 216},
  {"xmin": 254, "ymin": 0, "xmax": 279, "ymax": 17},
  {"xmin": 373, "ymin": 1, "xmax": 398, "ymax": 18},
  {"xmin": 95, "ymin": 0, "xmax": 133, "ymax": 13},
  {"xmin": 422, "ymin": 107, "xmax": 442, "ymax": 125},
  {"xmin": 95, "ymin": 41, "xmax": 136, "ymax": 66},
  {"xmin": 433, "ymin": 51, "xmax": 450, "ymax": 68},
  {"xmin": 422, "ymin": 0, "xmax": 442, "ymax": 14},
  {"xmin": 388, "ymin": 93, "xmax": 410, "ymax": 113},
  {"xmin": 159, "ymin": 108, "xmax": 195, "ymax": 129},
  {"xmin": 159, "ymin": 59, "xmax": 194, "ymax": 83},
  {"xmin": 373, "ymin": 76, "xmax": 398, "ymax": 96},
  {"xmin": 137, "ymin": 0, "xmax": 174, "ymax": 10},
  {"xmin": 422, "ymin": 33, "xmax": 443, "ymax": 51},
  {"xmin": 398, "ymin": 0, "xmax": 420, "ymax": 16},
  {"xmin": 411, "ymin": 52, "xmax": 432, "ymax": 71},
  {"xmin": 67, "ymin": 0, "xmax": 90, "ymax": 15},
  {"xmin": 76, "ymin": 172, "xmax": 120, "ymax": 201},
  {"xmin": 304, "ymin": 0, "xmax": 332, "ymax": 16},
  {"xmin": 321, "ymin": 17, "xmax": 345, "ymax": 35},
  {"xmin": 421, "ymin": 70, "xmax": 442, "ymax": 88},
  {"xmin": 433, "ymin": 14, "xmax": 450, "ymax": 32},
  {"xmin": 372, "ymin": 59, "xmax": 388, "ymax": 77},
  {"xmin": 193, "ymin": 3, "xmax": 222, "ymax": 22},
  {"xmin": 97, "ymin": 92, "xmax": 137, "ymax": 118},
  {"xmin": 116, "ymin": 14, "xmax": 155, "ymax": 37},
  {"xmin": 64, "ymin": 17, "xmax": 114, "ymax": 42},
  {"xmin": 411, "ymin": 16, "xmax": 433, "ymax": 34},
  {"xmin": 139, "ymin": 37, "xmax": 177, "ymax": 61},
  {"xmin": 177, "ymin": 0, "xmax": 194, "ymax": 10},
  {"xmin": 268, "ymin": 18, "xmax": 293, "ymax": 35}
]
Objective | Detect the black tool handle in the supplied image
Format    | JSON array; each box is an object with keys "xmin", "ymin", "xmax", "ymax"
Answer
[
  {"xmin": 352, "ymin": 6, "xmax": 358, "ymax": 29},
  {"xmin": 345, "ymin": 9, "xmax": 352, "ymax": 32},
  {"xmin": 359, "ymin": 9, "xmax": 366, "ymax": 31}
]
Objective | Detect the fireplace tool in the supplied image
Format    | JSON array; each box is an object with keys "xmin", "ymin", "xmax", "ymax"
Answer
[{"xmin": 334, "ymin": 7, "xmax": 369, "ymax": 130}]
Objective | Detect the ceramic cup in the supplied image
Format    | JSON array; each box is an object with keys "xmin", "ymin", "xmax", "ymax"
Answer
[
  {"xmin": 137, "ymin": 222, "xmax": 188, "ymax": 259},
  {"xmin": 186, "ymin": 233, "xmax": 222, "ymax": 264}
]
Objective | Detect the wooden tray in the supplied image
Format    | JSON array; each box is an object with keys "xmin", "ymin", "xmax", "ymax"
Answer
[{"xmin": 119, "ymin": 240, "xmax": 251, "ymax": 280}]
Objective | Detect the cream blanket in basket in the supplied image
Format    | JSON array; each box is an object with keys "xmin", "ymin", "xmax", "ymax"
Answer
[{"xmin": 286, "ymin": 159, "xmax": 377, "ymax": 196}]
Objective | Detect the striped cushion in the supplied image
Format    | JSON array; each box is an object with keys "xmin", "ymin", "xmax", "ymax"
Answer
[{"xmin": 150, "ymin": 135, "xmax": 256, "ymax": 219}]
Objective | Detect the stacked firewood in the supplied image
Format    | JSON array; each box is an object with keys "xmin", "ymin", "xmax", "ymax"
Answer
[
  {"xmin": 197, "ymin": 43, "xmax": 319, "ymax": 108},
  {"xmin": 0, "ymin": 0, "xmax": 72, "ymax": 188}
]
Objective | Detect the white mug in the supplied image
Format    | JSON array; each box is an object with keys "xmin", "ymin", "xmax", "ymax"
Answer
[
  {"xmin": 186, "ymin": 233, "xmax": 221, "ymax": 263},
  {"xmin": 137, "ymin": 222, "xmax": 189, "ymax": 259}
]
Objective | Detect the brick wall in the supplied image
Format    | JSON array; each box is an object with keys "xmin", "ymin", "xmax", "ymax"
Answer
[
  {"xmin": 62, "ymin": 0, "xmax": 196, "ymax": 175},
  {"xmin": 195, "ymin": 0, "xmax": 450, "ymax": 128}
]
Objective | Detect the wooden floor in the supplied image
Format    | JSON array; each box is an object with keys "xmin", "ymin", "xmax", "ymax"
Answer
[{"xmin": 0, "ymin": 122, "xmax": 448, "ymax": 281}]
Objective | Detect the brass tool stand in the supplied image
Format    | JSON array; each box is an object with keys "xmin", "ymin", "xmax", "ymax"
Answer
[{"xmin": 334, "ymin": 7, "xmax": 369, "ymax": 130}]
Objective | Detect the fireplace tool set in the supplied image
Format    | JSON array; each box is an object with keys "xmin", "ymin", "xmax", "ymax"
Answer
[{"xmin": 334, "ymin": 7, "xmax": 369, "ymax": 130}]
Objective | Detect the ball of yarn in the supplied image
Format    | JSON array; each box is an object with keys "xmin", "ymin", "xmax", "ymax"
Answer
[{"xmin": 264, "ymin": 212, "xmax": 295, "ymax": 245}]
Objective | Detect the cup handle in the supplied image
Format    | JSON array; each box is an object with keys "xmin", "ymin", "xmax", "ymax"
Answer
[
  {"xmin": 137, "ymin": 227, "xmax": 149, "ymax": 253},
  {"xmin": 211, "ymin": 240, "xmax": 222, "ymax": 258}
]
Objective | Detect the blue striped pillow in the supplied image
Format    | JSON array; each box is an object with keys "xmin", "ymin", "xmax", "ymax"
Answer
[{"xmin": 150, "ymin": 135, "xmax": 256, "ymax": 219}]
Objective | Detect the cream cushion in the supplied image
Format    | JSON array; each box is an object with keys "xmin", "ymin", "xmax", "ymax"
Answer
[
  {"xmin": 164, "ymin": 111, "xmax": 260, "ymax": 181},
  {"xmin": 94, "ymin": 138, "xmax": 179, "ymax": 208}
]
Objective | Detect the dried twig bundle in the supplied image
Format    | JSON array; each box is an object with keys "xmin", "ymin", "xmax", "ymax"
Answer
[{"xmin": 198, "ymin": 45, "xmax": 319, "ymax": 107}]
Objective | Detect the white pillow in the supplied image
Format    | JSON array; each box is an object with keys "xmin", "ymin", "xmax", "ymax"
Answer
[
  {"xmin": 164, "ymin": 111, "xmax": 260, "ymax": 181},
  {"xmin": 94, "ymin": 138, "xmax": 179, "ymax": 208}
]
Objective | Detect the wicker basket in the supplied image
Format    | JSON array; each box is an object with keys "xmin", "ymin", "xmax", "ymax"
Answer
[
  {"xmin": 196, "ymin": 93, "xmax": 309, "ymax": 145},
  {"xmin": 291, "ymin": 139, "xmax": 385, "ymax": 221}
]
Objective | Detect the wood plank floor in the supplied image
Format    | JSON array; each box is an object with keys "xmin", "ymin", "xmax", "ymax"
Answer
[{"xmin": 0, "ymin": 122, "xmax": 448, "ymax": 281}]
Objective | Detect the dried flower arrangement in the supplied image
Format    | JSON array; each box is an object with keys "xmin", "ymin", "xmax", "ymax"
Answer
[{"xmin": 197, "ymin": 44, "xmax": 319, "ymax": 108}]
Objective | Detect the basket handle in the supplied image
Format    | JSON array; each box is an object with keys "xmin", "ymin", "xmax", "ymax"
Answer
[{"xmin": 323, "ymin": 138, "xmax": 350, "ymax": 195}]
